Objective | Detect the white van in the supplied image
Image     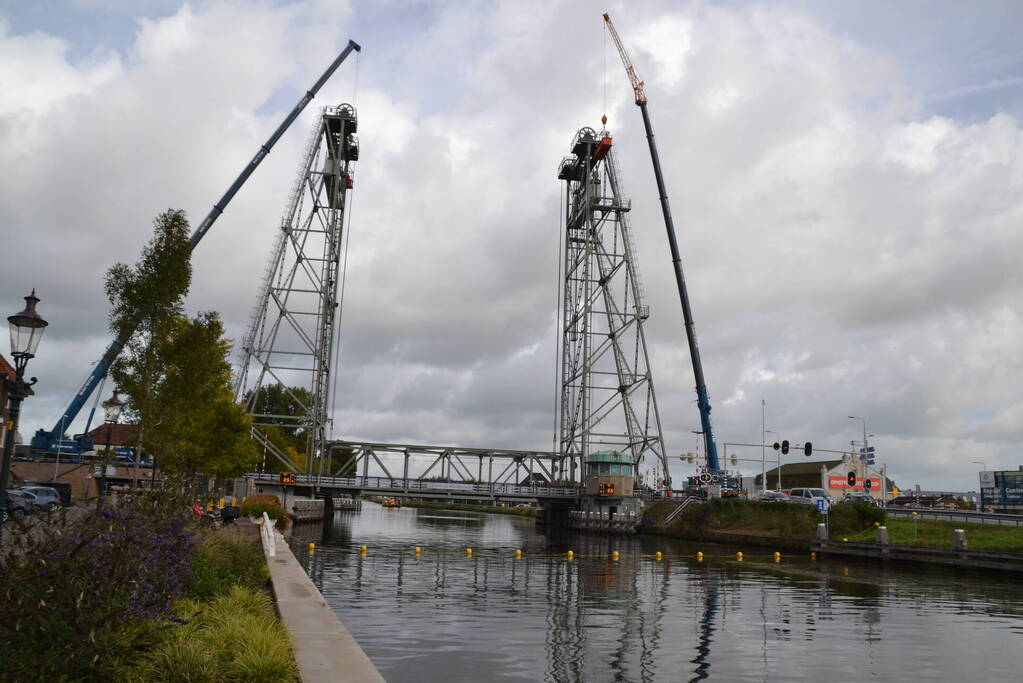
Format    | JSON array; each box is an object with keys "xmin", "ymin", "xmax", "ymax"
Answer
[{"xmin": 787, "ymin": 488, "xmax": 833, "ymax": 506}]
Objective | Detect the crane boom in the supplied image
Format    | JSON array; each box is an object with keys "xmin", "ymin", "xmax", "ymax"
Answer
[
  {"xmin": 602, "ymin": 13, "xmax": 721, "ymax": 473},
  {"xmin": 32, "ymin": 39, "xmax": 361, "ymax": 456},
  {"xmin": 603, "ymin": 13, "xmax": 646, "ymax": 104}
]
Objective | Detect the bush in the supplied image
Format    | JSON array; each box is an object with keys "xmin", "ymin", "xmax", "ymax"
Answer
[
  {"xmin": 122, "ymin": 587, "xmax": 298, "ymax": 683},
  {"xmin": 241, "ymin": 500, "xmax": 288, "ymax": 528},
  {"xmin": 186, "ymin": 528, "xmax": 269, "ymax": 600},
  {"xmin": 0, "ymin": 485, "xmax": 197, "ymax": 681},
  {"xmin": 829, "ymin": 501, "xmax": 887, "ymax": 536}
]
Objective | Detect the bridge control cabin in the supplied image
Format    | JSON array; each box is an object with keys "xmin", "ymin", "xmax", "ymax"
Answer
[{"xmin": 573, "ymin": 451, "xmax": 643, "ymax": 533}]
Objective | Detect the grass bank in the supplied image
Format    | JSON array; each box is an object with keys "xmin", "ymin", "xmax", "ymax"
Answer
[
  {"xmin": 399, "ymin": 500, "xmax": 538, "ymax": 518},
  {"xmin": 116, "ymin": 524, "xmax": 299, "ymax": 682},
  {"xmin": 846, "ymin": 518, "xmax": 1023, "ymax": 553},
  {"xmin": 651, "ymin": 498, "xmax": 885, "ymax": 541}
]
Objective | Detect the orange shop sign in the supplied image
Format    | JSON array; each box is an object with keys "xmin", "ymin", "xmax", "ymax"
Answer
[{"xmin": 828, "ymin": 475, "xmax": 881, "ymax": 490}]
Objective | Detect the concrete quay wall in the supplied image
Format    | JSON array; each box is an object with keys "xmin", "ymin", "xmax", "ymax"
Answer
[{"xmin": 262, "ymin": 525, "xmax": 385, "ymax": 683}]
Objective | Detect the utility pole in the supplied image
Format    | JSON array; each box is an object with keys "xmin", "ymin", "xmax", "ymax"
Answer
[{"xmin": 761, "ymin": 399, "xmax": 766, "ymax": 494}]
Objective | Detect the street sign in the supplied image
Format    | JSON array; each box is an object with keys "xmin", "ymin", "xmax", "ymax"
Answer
[{"xmin": 817, "ymin": 498, "xmax": 829, "ymax": 514}]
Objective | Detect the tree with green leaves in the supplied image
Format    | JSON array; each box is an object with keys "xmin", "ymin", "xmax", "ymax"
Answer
[
  {"xmin": 147, "ymin": 312, "xmax": 259, "ymax": 478},
  {"xmin": 107, "ymin": 209, "xmax": 192, "ymax": 477},
  {"xmin": 246, "ymin": 382, "xmax": 314, "ymax": 456}
]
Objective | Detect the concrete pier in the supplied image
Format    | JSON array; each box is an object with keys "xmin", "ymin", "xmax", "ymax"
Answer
[{"xmin": 262, "ymin": 525, "xmax": 384, "ymax": 682}]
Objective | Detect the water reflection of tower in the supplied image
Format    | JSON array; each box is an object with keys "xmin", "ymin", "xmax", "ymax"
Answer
[
  {"xmin": 544, "ymin": 554, "xmax": 584, "ymax": 681},
  {"xmin": 542, "ymin": 536, "xmax": 670, "ymax": 682}
]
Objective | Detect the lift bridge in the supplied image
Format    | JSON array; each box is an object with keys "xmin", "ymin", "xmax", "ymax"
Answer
[{"xmin": 232, "ymin": 104, "xmax": 671, "ymax": 503}]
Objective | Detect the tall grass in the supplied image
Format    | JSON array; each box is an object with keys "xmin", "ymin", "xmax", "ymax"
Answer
[{"xmin": 122, "ymin": 586, "xmax": 298, "ymax": 683}]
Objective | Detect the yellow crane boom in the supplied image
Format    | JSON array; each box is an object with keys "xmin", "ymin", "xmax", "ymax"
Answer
[{"xmin": 603, "ymin": 12, "xmax": 646, "ymax": 103}]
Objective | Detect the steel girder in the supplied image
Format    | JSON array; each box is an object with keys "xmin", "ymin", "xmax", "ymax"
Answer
[{"xmin": 557, "ymin": 128, "xmax": 669, "ymax": 483}]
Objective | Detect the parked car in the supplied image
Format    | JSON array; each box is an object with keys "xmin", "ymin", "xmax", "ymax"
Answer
[
  {"xmin": 19, "ymin": 481, "xmax": 72, "ymax": 506},
  {"xmin": 758, "ymin": 490, "xmax": 792, "ymax": 503},
  {"xmin": 842, "ymin": 492, "xmax": 881, "ymax": 507},
  {"xmin": 787, "ymin": 488, "xmax": 833, "ymax": 506},
  {"xmin": 16, "ymin": 486, "xmax": 62, "ymax": 512},
  {"xmin": 4, "ymin": 490, "xmax": 36, "ymax": 521}
]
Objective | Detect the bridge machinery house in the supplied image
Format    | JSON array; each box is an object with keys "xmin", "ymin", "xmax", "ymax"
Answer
[{"xmin": 571, "ymin": 450, "xmax": 644, "ymax": 533}]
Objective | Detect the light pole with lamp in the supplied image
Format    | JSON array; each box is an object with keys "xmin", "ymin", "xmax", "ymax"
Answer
[
  {"xmin": 973, "ymin": 461, "xmax": 990, "ymax": 511},
  {"xmin": 1, "ymin": 291, "xmax": 48, "ymax": 542},
  {"xmin": 765, "ymin": 430, "xmax": 780, "ymax": 490},
  {"xmin": 97, "ymin": 391, "xmax": 124, "ymax": 510}
]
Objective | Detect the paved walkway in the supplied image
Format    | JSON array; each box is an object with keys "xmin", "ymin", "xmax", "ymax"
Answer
[{"xmin": 262, "ymin": 524, "xmax": 385, "ymax": 683}]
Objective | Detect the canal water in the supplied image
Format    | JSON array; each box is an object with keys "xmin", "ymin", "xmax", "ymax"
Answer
[{"xmin": 291, "ymin": 502, "xmax": 1023, "ymax": 682}]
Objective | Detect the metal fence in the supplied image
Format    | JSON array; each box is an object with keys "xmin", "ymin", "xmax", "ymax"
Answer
[{"xmin": 886, "ymin": 507, "xmax": 1023, "ymax": 527}]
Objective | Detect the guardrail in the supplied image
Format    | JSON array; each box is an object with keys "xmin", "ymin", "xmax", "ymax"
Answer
[
  {"xmin": 886, "ymin": 507, "xmax": 1023, "ymax": 527},
  {"xmin": 663, "ymin": 496, "xmax": 701, "ymax": 526},
  {"xmin": 246, "ymin": 472, "xmax": 581, "ymax": 499}
]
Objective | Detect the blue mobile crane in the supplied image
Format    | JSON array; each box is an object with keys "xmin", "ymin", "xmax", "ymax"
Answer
[
  {"xmin": 603, "ymin": 14, "xmax": 722, "ymax": 473},
  {"xmin": 31, "ymin": 40, "xmax": 361, "ymax": 459}
]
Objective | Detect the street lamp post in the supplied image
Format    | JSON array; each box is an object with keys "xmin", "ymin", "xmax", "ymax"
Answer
[
  {"xmin": 765, "ymin": 430, "xmax": 780, "ymax": 490},
  {"xmin": 1, "ymin": 291, "xmax": 48, "ymax": 543},
  {"xmin": 972, "ymin": 460, "xmax": 988, "ymax": 472},
  {"xmin": 97, "ymin": 391, "xmax": 124, "ymax": 511}
]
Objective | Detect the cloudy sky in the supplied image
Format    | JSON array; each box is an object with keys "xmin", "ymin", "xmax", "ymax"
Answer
[{"xmin": 1, "ymin": 0, "xmax": 1021, "ymax": 491}]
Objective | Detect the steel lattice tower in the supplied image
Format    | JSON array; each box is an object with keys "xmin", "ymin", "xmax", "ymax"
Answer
[
  {"xmin": 234, "ymin": 103, "xmax": 359, "ymax": 472},
  {"xmin": 556, "ymin": 126, "xmax": 669, "ymax": 484}
]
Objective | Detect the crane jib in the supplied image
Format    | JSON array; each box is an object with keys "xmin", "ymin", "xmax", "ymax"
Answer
[{"xmin": 33, "ymin": 40, "xmax": 361, "ymax": 453}]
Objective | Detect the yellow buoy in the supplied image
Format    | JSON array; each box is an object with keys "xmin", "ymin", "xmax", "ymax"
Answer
[
  {"xmin": 466, "ymin": 548, "xmax": 473, "ymax": 557},
  {"xmin": 414, "ymin": 546, "xmax": 421, "ymax": 555},
  {"xmin": 567, "ymin": 550, "xmax": 574, "ymax": 560},
  {"xmin": 811, "ymin": 552, "xmax": 817, "ymax": 561},
  {"xmin": 843, "ymin": 567, "xmax": 849, "ymax": 576},
  {"xmin": 360, "ymin": 544, "xmax": 367, "ymax": 553},
  {"xmin": 842, "ymin": 537, "xmax": 848, "ymax": 542},
  {"xmin": 612, "ymin": 551, "xmax": 619, "ymax": 561},
  {"xmin": 308, "ymin": 542, "xmax": 315, "ymax": 554},
  {"xmin": 696, "ymin": 551, "xmax": 703, "ymax": 562},
  {"xmin": 515, "ymin": 549, "xmax": 522, "ymax": 559},
  {"xmin": 774, "ymin": 552, "xmax": 781, "ymax": 562},
  {"xmin": 737, "ymin": 551, "xmax": 743, "ymax": 561},
  {"xmin": 655, "ymin": 551, "xmax": 662, "ymax": 561},
  {"xmin": 874, "ymin": 521, "xmax": 880, "ymax": 527}
]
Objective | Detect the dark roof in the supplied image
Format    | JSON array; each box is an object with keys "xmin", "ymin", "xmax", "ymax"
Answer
[
  {"xmin": 87, "ymin": 423, "xmax": 137, "ymax": 446},
  {"xmin": 754, "ymin": 460, "xmax": 841, "ymax": 487}
]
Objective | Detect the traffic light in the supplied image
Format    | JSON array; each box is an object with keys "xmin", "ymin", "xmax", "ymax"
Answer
[
  {"xmin": 607, "ymin": 483, "xmax": 615, "ymax": 495},
  {"xmin": 847, "ymin": 471, "xmax": 856, "ymax": 487},
  {"xmin": 730, "ymin": 454, "xmax": 738, "ymax": 466},
  {"xmin": 772, "ymin": 442, "xmax": 780, "ymax": 451},
  {"xmin": 864, "ymin": 478, "xmax": 872, "ymax": 490},
  {"xmin": 781, "ymin": 440, "xmax": 790, "ymax": 455},
  {"xmin": 804, "ymin": 442, "xmax": 813, "ymax": 456}
]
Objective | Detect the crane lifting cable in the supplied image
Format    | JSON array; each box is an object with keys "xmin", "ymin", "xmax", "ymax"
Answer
[{"xmin": 602, "ymin": 12, "xmax": 721, "ymax": 473}]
